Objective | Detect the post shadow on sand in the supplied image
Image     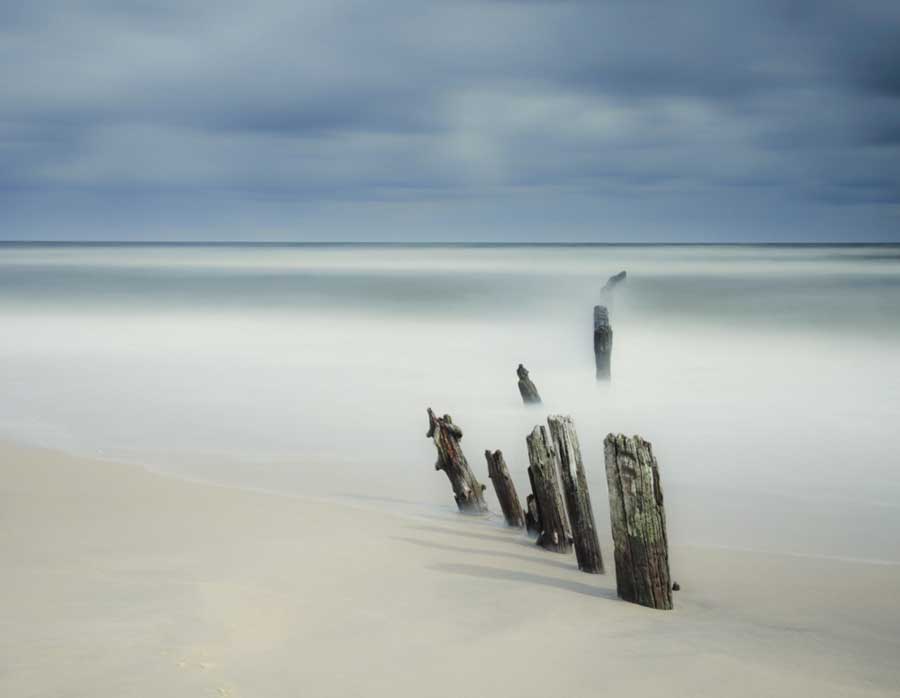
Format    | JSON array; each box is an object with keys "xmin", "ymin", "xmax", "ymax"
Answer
[
  {"xmin": 428, "ymin": 563, "xmax": 618, "ymax": 601},
  {"xmin": 333, "ymin": 493, "xmax": 426, "ymax": 508},
  {"xmin": 408, "ymin": 522, "xmax": 535, "ymax": 546},
  {"xmin": 394, "ymin": 535, "xmax": 578, "ymax": 573}
]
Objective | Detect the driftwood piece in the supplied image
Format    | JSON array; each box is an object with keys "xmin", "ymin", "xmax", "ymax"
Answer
[
  {"xmin": 602, "ymin": 270, "xmax": 627, "ymax": 292},
  {"xmin": 485, "ymin": 449, "xmax": 525, "ymax": 528},
  {"xmin": 603, "ymin": 433, "xmax": 672, "ymax": 610},
  {"xmin": 526, "ymin": 426, "xmax": 573, "ymax": 553},
  {"xmin": 517, "ymin": 364, "xmax": 542, "ymax": 404},
  {"xmin": 548, "ymin": 416, "xmax": 604, "ymax": 574},
  {"xmin": 426, "ymin": 408, "xmax": 488, "ymax": 514},
  {"xmin": 524, "ymin": 493, "xmax": 541, "ymax": 534},
  {"xmin": 593, "ymin": 305, "xmax": 613, "ymax": 380}
]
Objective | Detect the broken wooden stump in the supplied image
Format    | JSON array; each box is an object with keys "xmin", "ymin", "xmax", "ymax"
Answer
[
  {"xmin": 426, "ymin": 408, "xmax": 488, "ymax": 514},
  {"xmin": 524, "ymin": 493, "xmax": 541, "ymax": 534},
  {"xmin": 485, "ymin": 449, "xmax": 525, "ymax": 528},
  {"xmin": 603, "ymin": 433, "xmax": 672, "ymax": 610},
  {"xmin": 548, "ymin": 415, "xmax": 604, "ymax": 574},
  {"xmin": 526, "ymin": 425, "xmax": 573, "ymax": 553},
  {"xmin": 593, "ymin": 305, "xmax": 613, "ymax": 380},
  {"xmin": 602, "ymin": 270, "xmax": 627, "ymax": 292},
  {"xmin": 516, "ymin": 363, "xmax": 542, "ymax": 404}
]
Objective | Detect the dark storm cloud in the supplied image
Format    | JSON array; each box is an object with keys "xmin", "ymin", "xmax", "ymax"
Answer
[{"xmin": 1, "ymin": 0, "xmax": 898, "ymax": 240}]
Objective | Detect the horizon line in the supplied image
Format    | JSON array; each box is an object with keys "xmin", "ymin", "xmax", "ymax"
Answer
[{"xmin": 2, "ymin": 240, "xmax": 898, "ymax": 247}]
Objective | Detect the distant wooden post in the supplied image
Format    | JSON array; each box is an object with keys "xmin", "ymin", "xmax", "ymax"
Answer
[
  {"xmin": 602, "ymin": 270, "xmax": 627, "ymax": 292},
  {"xmin": 516, "ymin": 364, "xmax": 542, "ymax": 404},
  {"xmin": 604, "ymin": 434, "xmax": 672, "ymax": 610},
  {"xmin": 526, "ymin": 426, "xmax": 573, "ymax": 553},
  {"xmin": 427, "ymin": 408, "xmax": 488, "ymax": 514},
  {"xmin": 485, "ymin": 449, "xmax": 525, "ymax": 528},
  {"xmin": 594, "ymin": 305, "xmax": 613, "ymax": 380},
  {"xmin": 548, "ymin": 416, "xmax": 604, "ymax": 574}
]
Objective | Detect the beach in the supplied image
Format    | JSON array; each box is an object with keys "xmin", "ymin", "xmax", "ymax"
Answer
[
  {"xmin": 3, "ymin": 438, "xmax": 899, "ymax": 697},
  {"xmin": 5, "ymin": 0, "xmax": 900, "ymax": 690},
  {"xmin": 3, "ymin": 243, "xmax": 900, "ymax": 696}
]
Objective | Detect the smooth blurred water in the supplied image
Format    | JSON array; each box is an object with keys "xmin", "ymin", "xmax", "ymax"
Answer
[{"xmin": 2, "ymin": 243, "xmax": 900, "ymax": 562}]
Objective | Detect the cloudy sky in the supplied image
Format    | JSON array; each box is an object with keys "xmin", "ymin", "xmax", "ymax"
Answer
[{"xmin": 2, "ymin": 0, "xmax": 899, "ymax": 241}]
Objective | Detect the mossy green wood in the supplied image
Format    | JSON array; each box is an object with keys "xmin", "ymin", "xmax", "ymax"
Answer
[
  {"xmin": 526, "ymin": 425, "xmax": 573, "ymax": 553},
  {"xmin": 604, "ymin": 433, "xmax": 672, "ymax": 610}
]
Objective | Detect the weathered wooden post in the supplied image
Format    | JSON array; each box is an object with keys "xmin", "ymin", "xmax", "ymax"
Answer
[
  {"xmin": 548, "ymin": 415, "xmax": 604, "ymax": 574},
  {"xmin": 516, "ymin": 364, "xmax": 542, "ymax": 404},
  {"xmin": 485, "ymin": 449, "xmax": 525, "ymax": 528},
  {"xmin": 426, "ymin": 408, "xmax": 488, "ymax": 514},
  {"xmin": 604, "ymin": 433, "xmax": 672, "ymax": 610},
  {"xmin": 594, "ymin": 305, "xmax": 613, "ymax": 380},
  {"xmin": 602, "ymin": 270, "xmax": 627, "ymax": 292},
  {"xmin": 526, "ymin": 426, "xmax": 573, "ymax": 553},
  {"xmin": 524, "ymin": 493, "xmax": 541, "ymax": 534}
]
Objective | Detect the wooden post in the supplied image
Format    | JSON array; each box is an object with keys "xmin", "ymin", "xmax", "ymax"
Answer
[
  {"xmin": 517, "ymin": 363, "xmax": 542, "ymax": 404},
  {"xmin": 485, "ymin": 449, "xmax": 525, "ymax": 528},
  {"xmin": 547, "ymin": 415, "xmax": 604, "ymax": 574},
  {"xmin": 426, "ymin": 408, "xmax": 488, "ymax": 514},
  {"xmin": 524, "ymin": 493, "xmax": 541, "ymax": 534},
  {"xmin": 594, "ymin": 305, "xmax": 613, "ymax": 381},
  {"xmin": 603, "ymin": 433, "xmax": 673, "ymax": 610},
  {"xmin": 602, "ymin": 270, "xmax": 627, "ymax": 292},
  {"xmin": 526, "ymin": 426, "xmax": 573, "ymax": 553}
]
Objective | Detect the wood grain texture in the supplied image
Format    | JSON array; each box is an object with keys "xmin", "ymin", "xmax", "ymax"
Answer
[
  {"xmin": 548, "ymin": 415, "xmax": 604, "ymax": 574},
  {"xmin": 526, "ymin": 425, "xmax": 573, "ymax": 553},
  {"xmin": 604, "ymin": 433, "xmax": 672, "ymax": 610},
  {"xmin": 427, "ymin": 408, "xmax": 488, "ymax": 514},
  {"xmin": 485, "ymin": 449, "xmax": 525, "ymax": 528}
]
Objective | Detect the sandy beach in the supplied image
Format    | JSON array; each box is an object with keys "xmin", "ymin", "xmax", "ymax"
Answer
[
  {"xmin": 5, "ymin": 0, "xmax": 900, "ymax": 690},
  {"xmin": 2, "ymin": 439, "xmax": 898, "ymax": 698}
]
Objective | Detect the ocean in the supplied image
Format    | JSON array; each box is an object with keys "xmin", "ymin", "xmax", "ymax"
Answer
[{"xmin": 2, "ymin": 243, "xmax": 899, "ymax": 562}]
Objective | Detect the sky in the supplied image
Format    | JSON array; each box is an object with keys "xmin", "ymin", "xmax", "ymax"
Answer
[{"xmin": 2, "ymin": 0, "xmax": 899, "ymax": 242}]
